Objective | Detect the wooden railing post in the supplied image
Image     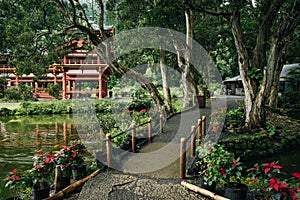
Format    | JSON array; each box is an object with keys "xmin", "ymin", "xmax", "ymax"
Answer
[
  {"xmin": 191, "ymin": 126, "xmax": 196, "ymax": 158},
  {"xmin": 202, "ymin": 115, "xmax": 206, "ymax": 137},
  {"xmin": 197, "ymin": 119, "xmax": 202, "ymax": 144},
  {"xmin": 180, "ymin": 137, "xmax": 186, "ymax": 179},
  {"xmin": 132, "ymin": 124, "xmax": 136, "ymax": 152},
  {"xmin": 148, "ymin": 118, "xmax": 152, "ymax": 143},
  {"xmin": 160, "ymin": 114, "xmax": 163, "ymax": 133},
  {"xmin": 106, "ymin": 134, "xmax": 112, "ymax": 169}
]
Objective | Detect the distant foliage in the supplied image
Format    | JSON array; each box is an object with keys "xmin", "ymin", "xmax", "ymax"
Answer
[
  {"xmin": 4, "ymin": 84, "xmax": 33, "ymax": 100},
  {"xmin": 46, "ymin": 83, "xmax": 61, "ymax": 99},
  {"xmin": 278, "ymin": 91, "xmax": 300, "ymax": 108}
]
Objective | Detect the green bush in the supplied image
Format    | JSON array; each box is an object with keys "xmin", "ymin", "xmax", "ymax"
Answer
[
  {"xmin": 46, "ymin": 83, "xmax": 61, "ymax": 99},
  {"xmin": 278, "ymin": 91, "xmax": 300, "ymax": 108},
  {"xmin": 4, "ymin": 84, "xmax": 33, "ymax": 100}
]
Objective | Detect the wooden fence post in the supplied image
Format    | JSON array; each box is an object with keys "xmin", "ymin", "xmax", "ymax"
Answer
[
  {"xmin": 159, "ymin": 114, "xmax": 163, "ymax": 133},
  {"xmin": 132, "ymin": 124, "xmax": 136, "ymax": 152},
  {"xmin": 197, "ymin": 119, "xmax": 202, "ymax": 144},
  {"xmin": 202, "ymin": 115, "xmax": 206, "ymax": 137},
  {"xmin": 106, "ymin": 134, "xmax": 112, "ymax": 169},
  {"xmin": 148, "ymin": 118, "xmax": 152, "ymax": 143},
  {"xmin": 191, "ymin": 126, "xmax": 196, "ymax": 158},
  {"xmin": 180, "ymin": 137, "xmax": 186, "ymax": 179}
]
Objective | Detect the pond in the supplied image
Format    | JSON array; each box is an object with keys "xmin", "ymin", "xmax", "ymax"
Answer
[{"xmin": 0, "ymin": 114, "xmax": 81, "ymax": 199}]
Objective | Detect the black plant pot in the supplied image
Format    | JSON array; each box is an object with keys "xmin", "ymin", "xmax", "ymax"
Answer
[
  {"xmin": 225, "ymin": 183, "xmax": 248, "ymax": 200},
  {"xmin": 72, "ymin": 162, "xmax": 87, "ymax": 180},
  {"xmin": 200, "ymin": 176, "xmax": 216, "ymax": 193},
  {"xmin": 33, "ymin": 182, "xmax": 51, "ymax": 200},
  {"xmin": 6, "ymin": 197, "xmax": 23, "ymax": 200}
]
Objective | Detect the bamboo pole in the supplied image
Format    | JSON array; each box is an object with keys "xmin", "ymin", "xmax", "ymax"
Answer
[
  {"xmin": 180, "ymin": 137, "xmax": 186, "ymax": 179},
  {"xmin": 106, "ymin": 134, "xmax": 112, "ymax": 169},
  {"xmin": 181, "ymin": 181, "xmax": 230, "ymax": 200},
  {"xmin": 44, "ymin": 169, "xmax": 100, "ymax": 200}
]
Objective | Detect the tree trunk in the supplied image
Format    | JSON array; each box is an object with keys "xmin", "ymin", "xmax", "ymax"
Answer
[
  {"xmin": 182, "ymin": 2, "xmax": 193, "ymax": 108},
  {"xmin": 160, "ymin": 49, "xmax": 173, "ymax": 113}
]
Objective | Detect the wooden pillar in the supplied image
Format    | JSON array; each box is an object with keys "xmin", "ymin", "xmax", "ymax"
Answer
[
  {"xmin": 180, "ymin": 137, "xmax": 186, "ymax": 179},
  {"xmin": 198, "ymin": 119, "xmax": 202, "ymax": 144},
  {"xmin": 62, "ymin": 71, "xmax": 67, "ymax": 100},
  {"xmin": 131, "ymin": 124, "xmax": 136, "ymax": 152},
  {"xmin": 160, "ymin": 114, "xmax": 163, "ymax": 133},
  {"xmin": 106, "ymin": 134, "xmax": 112, "ymax": 169},
  {"xmin": 202, "ymin": 116, "xmax": 206, "ymax": 137},
  {"xmin": 148, "ymin": 118, "xmax": 152, "ymax": 143},
  {"xmin": 15, "ymin": 76, "xmax": 19, "ymax": 87},
  {"xmin": 53, "ymin": 74, "xmax": 57, "ymax": 84},
  {"xmin": 34, "ymin": 82, "xmax": 38, "ymax": 93},
  {"xmin": 191, "ymin": 126, "xmax": 196, "ymax": 158},
  {"xmin": 98, "ymin": 69, "xmax": 103, "ymax": 99}
]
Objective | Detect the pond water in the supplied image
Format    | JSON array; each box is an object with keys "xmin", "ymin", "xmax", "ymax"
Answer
[{"xmin": 0, "ymin": 114, "xmax": 80, "ymax": 199}]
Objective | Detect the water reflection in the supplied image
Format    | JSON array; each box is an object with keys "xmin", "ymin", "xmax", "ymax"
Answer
[{"xmin": 0, "ymin": 114, "xmax": 79, "ymax": 199}]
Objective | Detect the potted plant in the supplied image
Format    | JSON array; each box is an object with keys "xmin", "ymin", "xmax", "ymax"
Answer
[
  {"xmin": 247, "ymin": 161, "xmax": 300, "ymax": 200},
  {"xmin": 4, "ymin": 169, "xmax": 25, "ymax": 200},
  {"xmin": 55, "ymin": 140, "xmax": 86, "ymax": 181},
  {"xmin": 203, "ymin": 144, "xmax": 247, "ymax": 200},
  {"xmin": 27, "ymin": 151, "xmax": 56, "ymax": 200}
]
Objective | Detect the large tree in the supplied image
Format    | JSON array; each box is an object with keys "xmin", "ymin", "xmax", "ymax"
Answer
[{"xmin": 190, "ymin": 0, "xmax": 300, "ymax": 128}]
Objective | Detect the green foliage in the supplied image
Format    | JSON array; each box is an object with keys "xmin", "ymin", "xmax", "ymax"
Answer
[
  {"xmin": 127, "ymin": 99, "xmax": 152, "ymax": 112},
  {"xmin": 278, "ymin": 91, "xmax": 300, "ymax": 108},
  {"xmin": 46, "ymin": 83, "xmax": 61, "ymax": 99},
  {"xmin": 246, "ymin": 68, "xmax": 263, "ymax": 81},
  {"xmin": 4, "ymin": 84, "xmax": 33, "ymax": 101},
  {"xmin": 0, "ymin": 77, "xmax": 6, "ymax": 97}
]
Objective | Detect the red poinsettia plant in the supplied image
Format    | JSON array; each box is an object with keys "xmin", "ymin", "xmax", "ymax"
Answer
[
  {"xmin": 28, "ymin": 151, "xmax": 56, "ymax": 189},
  {"xmin": 4, "ymin": 168, "xmax": 25, "ymax": 198},
  {"xmin": 202, "ymin": 144, "xmax": 243, "ymax": 186},
  {"xmin": 54, "ymin": 140, "xmax": 86, "ymax": 176},
  {"xmin": 247, "ymin": 161, "xmax": 300, "ymax": 200}
]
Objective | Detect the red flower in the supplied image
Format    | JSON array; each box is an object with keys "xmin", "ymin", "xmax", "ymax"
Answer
[
  {"xmin": 11, "ymin": 169, "xmax": 17, "ymax": 173},
  {"xmin": 140, "ymin": 109, "xmax": 147, "ymax": 113},
  {"xmin": 249, "ymin": 178, "xmax": 259, "ymax": 184},
  {"xmin": 232, "ymin": 159, "xmax": 237, "ymax": 167},
  {"xmin": 44, "ymin": 154, "xmax": 55, "ymax": 163},
  {"xmin": 35, "ymin": 165, "xmax": 41, "ymax": 170},
  {"xmin": 268, "ymin": 178, "xmax": 287, "ymax": 191},
  {"xmin": 219, "ymin": 166, "xmax": 226, "ymax": 176},
  {"xmin": 264, "ymin": 162, "xmax": 283, "ymax": 174},
  {"xmin": 292, "ymin": 172, "xmax": 300, "ymax": 179}
]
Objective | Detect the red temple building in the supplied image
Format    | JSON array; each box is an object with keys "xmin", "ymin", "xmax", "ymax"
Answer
[{"xmin": 0, "ymin": 26, "xmax": 113, "ymax": 99}]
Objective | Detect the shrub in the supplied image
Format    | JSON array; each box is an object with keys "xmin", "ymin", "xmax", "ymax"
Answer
[{"xmin": 46, "ymin": 83, "xmax": 61, "ymax": 99}]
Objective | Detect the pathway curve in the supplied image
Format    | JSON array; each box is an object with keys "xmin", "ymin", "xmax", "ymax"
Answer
[{"xmin": 75, "ymin": 96, "xmax": 240, "ymax": 199}]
